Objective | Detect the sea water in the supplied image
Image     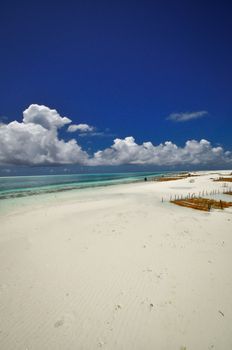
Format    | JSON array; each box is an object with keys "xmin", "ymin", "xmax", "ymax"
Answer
[{"xmin": 0, "ymin": 172, "xmax": 166, "ymax": 200}]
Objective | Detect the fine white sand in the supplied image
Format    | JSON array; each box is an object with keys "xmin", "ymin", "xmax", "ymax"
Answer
[{"xmin": 0, "ymin": 171, "xmax": 232, "ymax": 350}]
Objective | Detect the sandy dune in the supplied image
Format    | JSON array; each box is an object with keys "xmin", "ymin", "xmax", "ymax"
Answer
[{"xmin": 0, "ymin": 171, "xmax": 232, "ymax": 349}]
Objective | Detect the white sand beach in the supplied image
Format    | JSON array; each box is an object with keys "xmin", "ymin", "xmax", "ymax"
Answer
[{"xmin": 0, "ymin": 171, "xmax": 232, "ymax": 350}]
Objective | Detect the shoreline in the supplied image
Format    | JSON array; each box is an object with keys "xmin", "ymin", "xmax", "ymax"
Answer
[
  {"xmin": 1, "ymin": 170, "xmax": 232, "ymax": 216},
  {"xmin": 0, "ymin": 171, "xmax": 166, "ymax": 201},
  {"xmin": 0, "ymin": 168, "xmax": 231, "ymax": 203}
]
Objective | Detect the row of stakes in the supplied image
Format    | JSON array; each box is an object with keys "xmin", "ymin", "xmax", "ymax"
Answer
[{"xmin": 161, "ymin": 187, "xmax": 232, "ymax": 203}]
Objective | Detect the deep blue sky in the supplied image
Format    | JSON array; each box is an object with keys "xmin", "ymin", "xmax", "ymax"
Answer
[{"xmin": 1, "ymin": 0, "xmax": 232, "ymax": 153}]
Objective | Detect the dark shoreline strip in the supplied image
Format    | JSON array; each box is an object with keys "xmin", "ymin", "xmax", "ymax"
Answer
[{"xmin": 0, "ymin": 179, "xmax": 143, "ymax": 200}]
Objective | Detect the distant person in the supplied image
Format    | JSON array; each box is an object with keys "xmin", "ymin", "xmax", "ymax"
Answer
[{"xmin": 144, "ymin": 177, "xmax": 147, "ymax": 181}]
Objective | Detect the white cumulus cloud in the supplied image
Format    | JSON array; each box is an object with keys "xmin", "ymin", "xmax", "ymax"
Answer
[
  {"xmin": 23, "ymin": 104, "xmax": 71, "ymax": 129},
  {"xmin": 167, "ymin": 110, "xmax": 208, "ymax": 122},
  {"xmin": 0, "ymin": 104, "xmax": 88, "ymax": 165},
  {"xmin": 90, "ymin": 137, "xmax": 232, "ymax": 166},
  {"xmin": 67, "ymin": 123, "xmax": 95, "ymax": 133},
  {"xmin": 0, "ymin": 104, "xmax": 231, "ymax": 167}
]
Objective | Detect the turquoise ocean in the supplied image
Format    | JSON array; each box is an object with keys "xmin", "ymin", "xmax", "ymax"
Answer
[{"xmin": 0, "ymin": 172, "xmax": 168, "ymax": 200}]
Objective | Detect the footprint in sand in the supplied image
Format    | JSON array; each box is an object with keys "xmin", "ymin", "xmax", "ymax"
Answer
[
  {"xmin": 98, "ymin": 340, "xmax": 106, "ymax": 347},
  {"xmin": 115, "ymin": 304, "xmax": 122, "ymax": 311},
  {"xmin": 54, "ymin": 318, "xmax": 64, "ymax": 328},
  {"xmin": 141, "ymin": 299, "xmax": 155, "ymax": 311}
]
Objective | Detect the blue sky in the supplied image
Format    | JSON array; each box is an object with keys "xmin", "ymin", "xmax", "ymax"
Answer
[{"xmin": 0, "ymin": 0, "xmax": 232, "ymax": 172}]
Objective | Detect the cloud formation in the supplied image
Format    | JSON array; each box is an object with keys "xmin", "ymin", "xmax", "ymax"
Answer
[
  {"xmin": 0, "ymin": 104, "xmax": 231, "ymax": 167},
  {"xmin": 23, "ymin": 104, "xmax": 71, "ymax": 129},
  {"xmin": 67, "ymin": 124, "xmax": 113, "ymax": 138},
  {"xmin": 90, "ymin": 137, "xmax": 231, "ymax": 166},
  {"xmin": 167, "ymin": 110, "xmax": 208, "ymax": 122},
  {"xmin": 78, "ymin": 131, "xmax": 115, "ymax": 138},
  {"xmin": 67, "ymin": 123, "xmax": 94, "ymax": 133},
  {"xmin": 0, "ymin": 104, "xmax": 88, "ymax": 165}
]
